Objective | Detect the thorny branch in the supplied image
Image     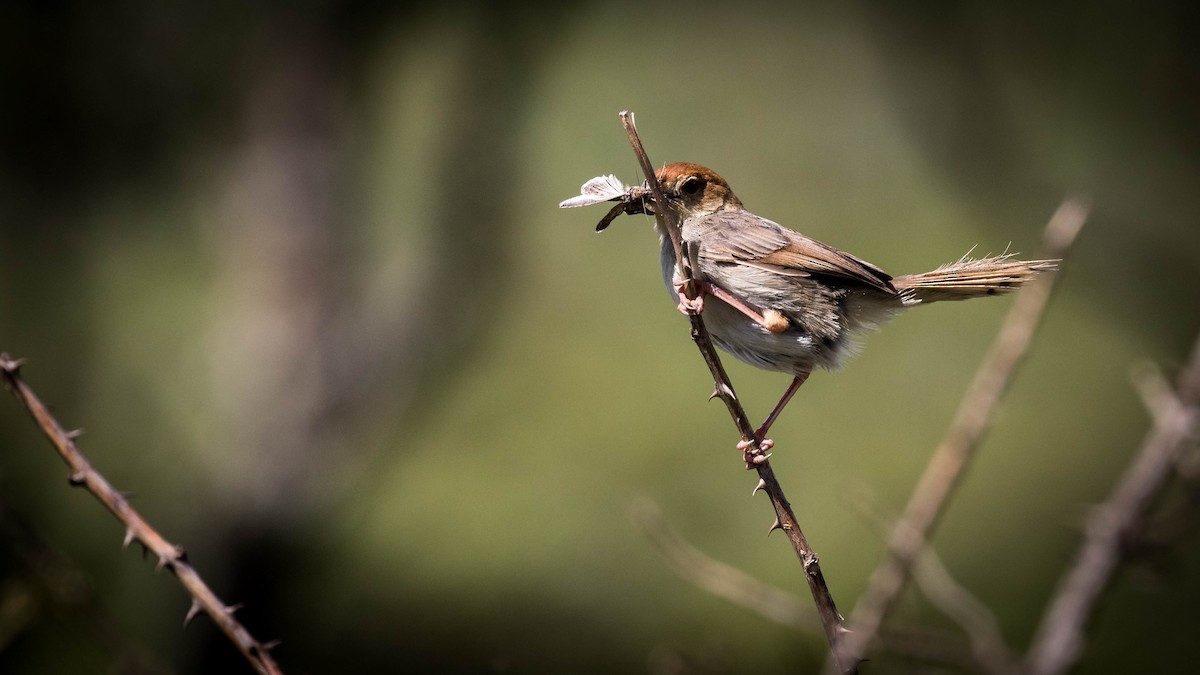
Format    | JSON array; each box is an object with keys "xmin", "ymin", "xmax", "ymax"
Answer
[
  {"xmin": 618, "ymin": 111, "xmax": 855, "ymax": 674},
  {"xmin": 835, "ymin": 198, "xmax": 1089, "ymax": 669},
  {"xmin": 0, "ymin": 354, "xmax": 283, "ymax": 675},
  {"xmin": 1024, "ymin": 331, "xmax": 1200, "ymax": 675}
]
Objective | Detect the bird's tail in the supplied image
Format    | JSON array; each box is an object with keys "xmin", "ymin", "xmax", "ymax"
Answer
[{"xmin": 893, "ymin": 253, "xmax": 1057, "ymax": 305}]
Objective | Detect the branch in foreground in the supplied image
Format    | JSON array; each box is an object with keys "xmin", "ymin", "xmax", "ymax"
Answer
[
  {"xmin": 0, "ymin": 354, "xmax": 283, "ymax": 675},
  {"xmin": 837, "ymin": 198, "xmax": 1089, "ymax": 667},
  {"xmin": 1024, "ymin": 331, "xmax": 1200, "ymax": 675},
  {"xmin": 619, "ymin": 111, "xmax": 855, "ymax": 674}
]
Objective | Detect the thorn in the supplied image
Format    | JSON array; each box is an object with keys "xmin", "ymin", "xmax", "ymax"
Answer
[
  {"xmin": 67, "ymin": 471, "xmax": 87, "ymax": 486},
  {"xmin": 225, "ymin": 603, "xmax": 244, "ymax": 616},
  {"xmin": 184, "ymin": 601, "xmax": 203, "ymax": 627},
  {"xmin": 708, "ymin": 382, "xmax": 735, "ymax": 402},
  {"xmin": 65, "ymin": 428, "xmax": 84, "ymax": 440},
  {"xmin": 123, "ymin": 528, "xmax": 136, "ymax": 548},
  {"xmin": 262, "ymin": 639, "xmax": 283, "ymax": 652},
  {"xmin": 767, "ymin": 517, "xmax": 784, "ymax": 536},
  {"xmin": 0, "ymin": 355, "xmax": 25, "ymax": 373},
  {"xmin": 155, "ymin": 546, "xmax": 186, "ymax": 571},
  {"xmin": 752, "ymin": 478, "xmax": 767, "ymax": 496}
]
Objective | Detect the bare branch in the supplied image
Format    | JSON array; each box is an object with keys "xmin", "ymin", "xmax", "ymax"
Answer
[
  {"xmin": 0, "ymin": 354, "xmax": 284, "ymax": 675},
  {"xmin": 1131, "ymin": 361, "xmax": 1187, "ymax": 431},
  {"xmin": 1025, "ymin": 331, "xmax": 1200, "ymax": 675},
  {"xmin": 838, "ymin": 198, "xmax": 1088, "ymax": 667},
  {"xmin": 618, "ymin": 112, "xmax": 855, "ymax": 673}
]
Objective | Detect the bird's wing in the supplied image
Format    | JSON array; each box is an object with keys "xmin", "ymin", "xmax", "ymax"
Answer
[{"xmin": 693, "ymin": 211, "xmax": 897, "ymax": 294}]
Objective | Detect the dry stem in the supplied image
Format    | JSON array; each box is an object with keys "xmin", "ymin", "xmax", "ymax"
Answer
[
  {"xmin": 836, "ymin": 198, "xmax": 1088, "ymax": 668},
  {"xmin": 0, "ymin": 354, "xmax": 283, "ymax": 675},
  {"xmin": 1024, "ymin": 331, "xmax": 1200, "ymax": 675},
  {"xmin": 618, "ymin": 111, "xmax": 855, "ymax": 674}
]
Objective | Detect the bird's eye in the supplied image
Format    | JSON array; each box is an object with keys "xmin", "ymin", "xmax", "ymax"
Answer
[{"xmin": 680, "ymin": 176, "xmax": 704, "ymax": 195}]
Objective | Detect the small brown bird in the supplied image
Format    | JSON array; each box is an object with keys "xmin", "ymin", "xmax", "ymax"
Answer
[{"xmin": 564, "ymin": 163, "xmax": 1054, "ymax": 459}]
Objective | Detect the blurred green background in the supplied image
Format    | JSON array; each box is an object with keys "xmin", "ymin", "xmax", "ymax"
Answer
[{"xmin": 2, "ymin": 1, "xmax": 1198, "ymax": 673}]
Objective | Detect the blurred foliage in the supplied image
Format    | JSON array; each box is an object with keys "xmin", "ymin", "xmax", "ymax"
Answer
[{"xmin": 1, "ymin": 1, "xmax": 1198, "ymax": 673}]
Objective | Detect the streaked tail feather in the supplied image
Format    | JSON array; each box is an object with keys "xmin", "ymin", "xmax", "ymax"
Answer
[{"xmin": 893, "ymin": 254, "xmax": 1057, "ymax": 305}]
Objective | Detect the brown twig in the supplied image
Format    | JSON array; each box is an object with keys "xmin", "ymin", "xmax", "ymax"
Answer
[
  {"xmin": 0, "ymin": 354, "xmax": 283, "ymax": 675},
  {"xmin": 1024, "ymin": 331, "xmax": 1200, "ymax": 675},
  {"xmin": 618, "ymin": 111, "xmax": 855, "ymax": 674},
  {"xmin": 836, "ymin": 198, "xmax": 1089, "ymax": 668}
]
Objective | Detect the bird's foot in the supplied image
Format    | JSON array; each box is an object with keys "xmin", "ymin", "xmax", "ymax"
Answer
[
  {"xmin": 737, "ymin": 437, "xmax": 774, "ymax": 469},
  {"xmin": 674, "ymin": 279, "xmax": 706, "ymax": 315}
]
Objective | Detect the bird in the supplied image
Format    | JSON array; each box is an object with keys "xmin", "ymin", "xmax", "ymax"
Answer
[{"xmin": 564, "ymin": 162, "xmax": 1054, "ymax": 462}]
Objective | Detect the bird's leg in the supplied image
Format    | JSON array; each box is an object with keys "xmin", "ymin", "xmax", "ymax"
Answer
[
  {"xmin": 737, "ymin": 369, "xmax": 812, "ymax": 466},
  {"xmin": 756, "ymin": 369, "xmax": 811, "ymax": 438},
  {"xmin": 674, "ymin": 278, "xmax": 789, "ymax": 334}
]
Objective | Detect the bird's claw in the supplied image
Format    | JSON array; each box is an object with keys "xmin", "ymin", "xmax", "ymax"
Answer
[
  {"xmin": 673, "ymin": 279, "xmax": 705, "ymax": 315},
  {"xmin": 737, "ymin": 437, "xmax": 774, "ymax": 468},
  {"xmin": 677, "ymin": 294, "xmax": 704, "ymax": 315},
  {"xmin": 676, "ymin": 281, "xmax": 700, "ymax": 312}
]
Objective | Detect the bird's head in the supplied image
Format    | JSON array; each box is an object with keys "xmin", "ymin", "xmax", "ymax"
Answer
[{"xmin": 654, "ymin": 162, "xmax": 743, "ymax": 219}]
